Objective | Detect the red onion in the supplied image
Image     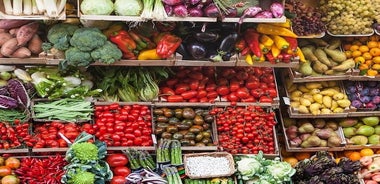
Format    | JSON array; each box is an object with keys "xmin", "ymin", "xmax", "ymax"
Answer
[
  {"xmin": 188, "ymin": 0, "xmax": 200, "ymax": 5},
  {"xmin": 188, "ymin": 7, "xmax": 204, "ymax": 17},
  {"xmin": 225, "ymin": 7, "xmax": 237, "ymax": 17},
  {"xmin": 203, "ymin": 3, "xmax": 220, "ymax": 17},
  {"xmin": 173, "ymin": 4, "xmax": 188, "ymax": 17},
  {"xmin": 270, "ymin": 2, "xmax": 284, "ymax": 18},
  {"xmin": 162, "ymin": 0, "xmax": 185, "ymax": 6},
  {"xmin": 165, "ymin": 4, "xmax": 173, "ymax": 16}
]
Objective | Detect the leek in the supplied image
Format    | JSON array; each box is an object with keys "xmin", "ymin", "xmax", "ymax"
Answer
[
  {"xmin": 140, "ymin": 0, "xmax": 154, "ymax": 19},
  {"xmin": 23, "ymin": 0, "xmax": 32, "ymax": 15},
  {"xmin": 3, "ymin": 0, "xmax": 13, "ymax": 15},
  {"xmin": 152, "ymin": 0, "xmax": 167, "ymax": 20}
]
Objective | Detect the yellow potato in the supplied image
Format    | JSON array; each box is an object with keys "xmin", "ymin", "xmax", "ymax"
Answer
[
  {"xmin": 309, "ymin": 89, "xmax": 320, "ymax": 95},
  {"xmin": 288, "ymin": 84, "xmax": 298, "ymax": 93},
  {"xmin": 311, "ymin": 109, "xmax": 321, "ymax": 115},
  {"xmin": 302, "ymin": 93, "xmax": 314, "ymax": 103},
  {"xmin": 290, "ymin": 101, "xmax": 301, "ymax": 108},
  {"xmin": 320, "ymin": 88, "xmax": 339, "ymax": 96},
  {"xmin": 321, "ymin": 108, "xmax": 332, "ymax": 114},
  {"xmin": 290, "ymin": 90, "xmax": 303, "ymax": 98},
  {"xmin": 298, "ymin": 85, "xmax": 310, "ymax": 93},
  {"xmin": 333, "ymin": 107, "xmax": 344, "ymax": 113},
  {"xmin": 310, "ymin": 103, "xmax": 321, "ymax": 112},
  {"xmin": 321, "ymin": 81, "xmax": 329, "ymax": 87},
  {"xmin": 333, "ymin": 93, "xmax": 345, "ymax": 100},
  {"xmin": 331, "ymin": 100, "xmax": 338, "ymax": 110},
  {"xmin": 327, "ymin": 81, "xmax": 338, "ymax": 87}
]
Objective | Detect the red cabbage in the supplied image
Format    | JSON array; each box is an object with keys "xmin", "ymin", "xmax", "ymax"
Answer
[
  {"xmin": 7, "ymin": 78, "xmax": 30, "ymax": 108},
  {"xmin": 254, "ymin": 10, "xmax": 273, "ymax": 18},
  {"xmin": 165, "ymin": 4, "xmax": 173, "ymax": 16},
  {"xmin": 173, "ymin": 4, "xmax": 188, "ymax": 17},
  {"xmin": 0, "ymin": 95, "xmax": 18, "ymax": 109},
  {"xmin": 188, "ymin": 7, "xmax": 203, "ymax": 17},
  {"xmin": 188, "ymin": 0, "xmax": 200, "ymax": 5},
  {"xmin": 239, "ymin": 6, "xmax": 262, "ymax": 24},
  {"xmin": 204, "ymin": 3, "xmax": 220, "ymax": 17},
  {"xmin": 270, "ymin": 2, "xmax": 284, "ymax": 18}
]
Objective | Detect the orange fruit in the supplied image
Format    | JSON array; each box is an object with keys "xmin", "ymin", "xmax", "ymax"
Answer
[
  {"xmin": 283, "ymin": 157, "xmax": 298, "ymax": 167},
  {"xmin": 359, "ymin": 63, "xmax": 369, "ymax": 70},
  {"xmin": 349, "ymin": 45, "xmax": 360, "ymax": 51},
  {"xmin": 372, "ymin": 63, "xmax": 380, "ymax": 70},
  {"xmin": 345, "ymin": 51, "xmax": 352, "ymax": 58},
  {"xmin": 367, "ymin": 69, "xmax": 378, "ymax": 76},
  {"xmin": 373, "ymin": 56, "xmax": 380, "ymax": 64},
  {"xmin": 360, "ymin": 148, "xmax": 374, "ymax": 157},
  {"xmin": 363, "ymin": 52, "xmax": 373, "ymax": 60},
  {"xmin": 348, "ymin": 151, "xmax": 361, "ymax": 161},
  {"xmin": 367, "ymin": 41, "xmax": 378, "ymax": 48},
  {"xmin": 359, "ymin": 45, "xmax": 369, "ymax": 53},
  {"xmin": 294, "ymin": 152, "xmax": 311, "ymax": 160},
  {"xmin": 343, "ymin": 44, "xmax": 352, "ymax": 51},
  {"xmin": 351, "ymin": 50, "xmax": 362, "ymax": 58},
  {"xmin": 352, "ymin": 40, "xmax": 363, "ymax": 46},
  {"xmin": 370, "ymin": 48, "xmax": 380, "ymax": 56},
  {"xmin": 365, "ymin": 60, "xmax": 373, "ymax": 66},
  {"xmin": 354, "ymin": 56, "xmax": 365, "ymax": 63}
]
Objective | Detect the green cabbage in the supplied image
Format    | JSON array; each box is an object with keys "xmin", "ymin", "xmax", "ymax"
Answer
[
  {"xmin": 114, "ymin": 0, "xmax": 143, "ymax": 16},
  {"xmin": 237, "ymin": 157, "xmax": 262, "ymax": 179},
  {"xmin": 80, "ymin": 0, "xmax": 114, "ymax": 15}
]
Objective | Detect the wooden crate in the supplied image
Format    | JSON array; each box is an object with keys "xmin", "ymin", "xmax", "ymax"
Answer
[{"xmin": 0, "ymin": 0, "xmax": 66, "ymax": 19}]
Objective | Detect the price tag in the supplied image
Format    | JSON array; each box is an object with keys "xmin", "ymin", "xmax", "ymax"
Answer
[
  {"xmin": 152, "ymin": 134, "xmax": 157, "ymax": 145},
  {"xmin": 283, "ymin": 97, "xmax": 290, "ymax": 105}
]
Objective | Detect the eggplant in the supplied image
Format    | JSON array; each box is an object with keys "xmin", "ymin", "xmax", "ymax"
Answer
[
  {"xmin": 218, "ymin": 33, "xmax": 239, "ymax": 54},
  {"xmin": 176, "ymin": 43, "xmax": 191, "ymax": 60},
  {"xmin": 186, "ymin": 42, "xmax": 207, "ymax": 60},
  {"xmin": 194, "ymin": 32, "xmax": 220, "ymax": 42}
]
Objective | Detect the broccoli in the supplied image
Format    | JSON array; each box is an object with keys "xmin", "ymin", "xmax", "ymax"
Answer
[
  {"xmin": 70, "ymin": 28, "xmax": 107, "ymax": 52},
  {"xmin": 68, "ymin": 169, "xmax": 95, "ymax": 184},
  {"xmin": 47, "ymin": 23, "xmax": 79, "ymax": 51},
  {"xmin": 71, "ymin": 142, "xmax": 99, "ymax": 163},
  {"xmin": 91, "ymin": 41, "xmax": 122, "ymax": 64},
  {"xmin": 65, "ymin": 47, "xmax": 93, "ymax": 67}
]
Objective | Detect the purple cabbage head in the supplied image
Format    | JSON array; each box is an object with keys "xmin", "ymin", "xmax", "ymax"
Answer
[{"xmin": 270, "ymin": 2, "xmax": 284, "ymax": 18}]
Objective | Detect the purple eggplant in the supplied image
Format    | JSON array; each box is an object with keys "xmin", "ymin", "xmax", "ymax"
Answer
[
  {"xmin": 162, "ymin": 0, "xmax": 185, "ymax": 6},
  {"xmin": 218, "ymin": 33, "xmax": 238, "ymax": 53},
  {"xmin": 187, "ymin": 41, "xmax": 207, "ymax": 60},
  {"xmin": 254, "ymin": 10, "xmax": 273, "ymax": 18},
  {"xmin": 239, "ymin": 6, "xmax": 262, "ymax": 24},
  {"xmin": 270, "ymin": 2, "xmax": 284, "ymax": 18},
  {"xmin": 173, "ymin": 4, "xmax": 188, "ymax": 17},
  {"xmin": 204, "ymin": 3, "xmax": 220, "ymax": 17},
  {"xmin": 194, "ymin": 32, "xmax": 220, "ymax": 42},
  {"xmin": 176, "ymin": 43, "xmax": 191, "ymax": 60}
]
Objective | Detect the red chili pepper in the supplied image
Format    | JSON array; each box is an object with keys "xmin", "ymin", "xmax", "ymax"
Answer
[
  {"xmin": 244, "ymin": 29, "xmax": 262, "ymax": 57},
  {"xmin": 156, "ymin": 34, "xmax": 182, "ymax": 59},
  {"xmin": 281, "ymin": 53, "xmax": 293, "ymax": 63},
  {"xmin": 283, "ymin": 37, "xmax": 298, "ymax": 52},
  {"xmin": 235, "ymin": 38, "xmax": 247, "ymax": 52},
  {"xmin": 265, "ymin": 52, "xmax": 276, "ymax": 64}
]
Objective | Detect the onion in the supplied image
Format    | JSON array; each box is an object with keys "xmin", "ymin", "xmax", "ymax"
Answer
[
  {"xmin": 203, "ymin": 3, "xmax": 220, "ymax": 17},
  {"xmin": 188, "ymin": 7, "xmax": 203, "ymax": 17},
  {"xmin": 164, "ymin": 4, "xmax": 173, "ymax": 16},
  {"xmin": 254, "ymin": 10, "xmax": 273, "ymax": 18},
  {"xmin": 173, "ymin": 4, "xmax": 188, "ymax": 17},
  {"xmin": 238, "ymin": 6, "xmax": 262, "ymax": 24},
  {"xmin": 188, "ymin": 0, "xmax": 200, "ymax": 5}
]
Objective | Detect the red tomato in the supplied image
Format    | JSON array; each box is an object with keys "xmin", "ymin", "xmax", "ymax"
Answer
[
  {"xmin": 259, "ymin": 96, "xmax": 273, "ymax": 103},
  {"xmin": 110, "ymin": 176, "xmax": 127, "ymax": 184},
  {"xmin": 236, "ymin": 88, "xmax": 250, "ymax": 99},
  {"xmin": 106, "ymin": 154, "xmax": 129, "ymax": 167},
  {"xmin": 250, "ymin": 89, "xmax": 264, "ymax": 98},
  {"xmin": 175, "ymin": 84, "xmax": 190, "ymax": 94},
  {"xmin": 245, "ymin": 80, "xmax": 260, "ymax": 89},
  {"xmin": 167, "ymin": 95, "xmax": 184, "ymax": 102},
  {"xmin": 5, "ymin": 157, "xmax": 20, "ymax": 169},
  {"xmin": 227, "ymin": 93, "xmax": 238, "ymax": 102},
  {"xmin": 229, "ymin": 82, "xmax": 240, "ymax": 92},
  {"xmin": 181, "ymin": 90, "xmax": 198, "ymax": 100},
  {"xmin": 196, "ymin": 90, "xmax": 207, "ymax": 99},
  {"xmin": 189, "ymin": 80, "xmax": 200, "ymax": 90},
  {"xmin": 160, "ymin": 87, "xmax": 175, "ymax": 96},
  {"xmin": 216, "ymin": 86, "xmax": 230, "ymax": 96},
  {"xmin": 113, "ymin": 166, "xmax": 131, "ymax": 177}
]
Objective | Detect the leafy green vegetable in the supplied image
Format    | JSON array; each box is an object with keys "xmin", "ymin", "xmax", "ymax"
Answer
[
  {"xmin": 47, "ymin": 23, "xmax": 80, "ymax": 51},
  {"xmin": 114, "ymin": 0, "xmax": 143, "ymax": 16},
  {"xmin": 90, "ymin": 41, "xmax": 122, "ymax": 64},
  {"xmin": 80, "ymin": 0, "xmax": 114, "ymax": 15},
  {"xmin": 64, "ymin": 47, "xmax": 93, "ymax": 67}
]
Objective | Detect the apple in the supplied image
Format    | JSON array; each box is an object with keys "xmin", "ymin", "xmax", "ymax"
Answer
[{"xmin": 362, "ymin": 117, "xmax": 380, "ymax": 127}]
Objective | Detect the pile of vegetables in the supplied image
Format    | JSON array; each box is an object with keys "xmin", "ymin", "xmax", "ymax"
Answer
[
  {"xmin": 0, "ymin": 120, "xmax": 30, "ymax": 149},
  {"xmin": 90, "ymin": 66, "xmax": 170, "ymax": 102},
  {"xmin": 123, "ymin": 148, "xmax": 156, "ymax": 170},
  {"xmin": 94, "ymin": 104, "xmax": 153, "ymax": 147},
  {"xmin": 15, "ymin": 156, "xmax": 67, "ymax": 183},
  {"xmin": 235, "ymin": 151, "xmax": 295, "ymax": 183},
  {"xmin": 2, "ymin": 0, "xmax": 66, "ymax": 17},
  {"xmin": 153, "ymin": 107, "xmax": 215, "ymax": 147},
  {"xmin": 106, "ymin": 153, "xmax": 131, "ymax": 183},
  {"xmin": 32, "ymin": 98, "xmax": 93, "ymax": 122},
  {"xmin": 292, "ymin": 151, "xmax": 361, "ymax": 183},
  {"xmin": 44, "ymin": 24, "xmax": 122, "ymax": 67},
  {"xmin": 62, "ymin": 132, "xmax": 113, "ymax": 184},
  {"xmin": 359, "ymin": 154, "xmax": 380, "ymax": 183},
  {"xmin": 184, "ymin": 177, "xmax": 234, "ymax": 184},
  {"xmin": 0, "ymin": 20, "xmax": 42, "ymax": 58},
  {"xmin": 345, "ymin": 81, "xmax": 380, "ymax": 110},
  {"xmin": 156, "ymin": 139, "xmax": 183, "ymax": 165},
  {"xmin": 27, "ymin": 66, "xmax": 101, "ymax": 100}
]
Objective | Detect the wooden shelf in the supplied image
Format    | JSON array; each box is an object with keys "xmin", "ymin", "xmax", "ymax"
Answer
[
  {"xmin": 0, "ymin": 148, "xmax": 29, "ymax": 154},
  {"xmin": 222, "ymin": 16, "xmax": 286, "ymax": 23},
  {"xmin": 236, "ymin": 60, "xmax": 299, "ymax": 68},
  {"xmin": 288, "ymin": 68, "xmax": 351, "ymax": 83},
  {"xmin": 174, "ymin": 60, "xmax": 236, "ymax": 67}
]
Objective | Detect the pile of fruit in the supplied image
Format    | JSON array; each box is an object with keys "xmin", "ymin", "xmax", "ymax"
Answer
[
  {"xmin": 345, "ymin": 81, "xmax": 380, "ymax": 110},
  {"xmin": 0, "ymin": 157, "xmax": 21, "ymax": 184},
  {"xmin": 285, "ymin": 79, "xmax": 351, "ymax": 115},
  {"xmin": 343, "ymin": 35, "xmax": 380, "ymax": 76},
  {"xmin": 341, "ymin": 116, "xmax": 380, "ymax": 146}
]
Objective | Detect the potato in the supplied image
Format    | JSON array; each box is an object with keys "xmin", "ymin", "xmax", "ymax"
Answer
[
  {"xmin": 1, "ymin": 38, "xmax": 18, "ymax": 57},
  {"xmin": 337, "ymin": 99, "xmax": 351, "ymax": 108},
  {"xmin": 10, "ymin": 47, "xmax": 31, "ymax": 58},
  {"xmin": 16, "ymin": 22, "xmax": 39, "ymax": 46},
  {"xmin": 0, "ymin": 33, "xmax": 12, "ymax": 46},
  {"xmin": 298, "ymin": 85, "xmax": 310, "ymax": 93}
]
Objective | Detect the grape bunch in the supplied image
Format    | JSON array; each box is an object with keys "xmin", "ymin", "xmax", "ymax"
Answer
[{"xmin": 320, "ymin": 0, "xmax": 375, "ymax": 35}]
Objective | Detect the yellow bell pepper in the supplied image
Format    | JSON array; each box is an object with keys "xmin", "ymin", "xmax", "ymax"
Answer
[
  {"xmin": 137, "ymin": 49, "xmax": 162, "ymax": 60},
  {"xmin": 259, "ymin": 43, "xmax": 269, "ymax": 54},
  {"xmin": 256, "ymin": 24, "xmax": 298, "ymax": 38},
  {"xmin": 245, "ymin": 54, "xmax": 253, "ymax": 65},
  {"xmin": 296, "ymin": 47, "xmax": 306, "ymax": 62},
  {"xmin": 259, "ymin": 35, "xmax": 274, "ymax": 47},
  {"xmin": 270, "ymin": 35, "xmax": 289, "ymax": 50},
  {"xmin": 271, "ymin": 44, "xmax": 281, "ymax": 58}
]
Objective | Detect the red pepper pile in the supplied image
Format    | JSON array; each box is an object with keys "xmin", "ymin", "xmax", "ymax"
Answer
[
  {"xmin": 94, "ymin": 104, "xmax": 153, "ymax": 147},
  {"xmin": 159, "ymin": 67, "xmax": 278, "ymax": 103},
  {"xmin": 15, "ymin": 155, "xmax": 67, "ymax": 184},
  {"xmin": 25, "ymin": 122, "xmax": 93, "ymax": 148},
  {"xmin": 211, "ymin": 106, "xmax": 276, "ymax": 154},
  {"xmin": 0, "ymin": 120, "xmax": 30, "ymax": 149}
]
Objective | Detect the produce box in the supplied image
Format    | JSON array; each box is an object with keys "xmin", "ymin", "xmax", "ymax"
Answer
[
  {"xmin": 279, "ymin": 108, "xmax": 346, "ymax": 152},
  {"xmin": 152, "ymin": 104, "xmax": 218, "ymax": 151},
  {"xmin": 31, "ymin": 98, "xmax": 93, "ymax": 123},
  {"xmin": 341, "ymin": 116, "xmax": 380, "ymax": 150},
  {"xmin": 0, "ymin": 0, "xmax": 66, "ymax": 19},
  {"xmin": 288, "ymin": 68, "xmax": 352, "ymax": 83},
  {"xmin": 350, "ymin": 69, "xmax": 380, "ymax": 81},
  {"xmin": 184, "ymin": 152, "xmax": 235, "ymax": 179}
]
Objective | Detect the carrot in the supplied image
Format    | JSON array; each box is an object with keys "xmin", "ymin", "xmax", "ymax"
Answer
[
  {"xmin": 11, "ymin": 47, "xmax": 31, "ymax": 58},
  {"xmin": 27, "ymin": 34, "xmax": 43, "ymax": 54},
  {"xmin": 16, "ymin": 22, "xmax": 39, "ymax": 46},
  {"xmin": 1, "ymin": 38, "xmax": 19, "ymax": 57},
  {"xmin": 0, "ymin": 33, "xmax": 13, "ymax": 46}
]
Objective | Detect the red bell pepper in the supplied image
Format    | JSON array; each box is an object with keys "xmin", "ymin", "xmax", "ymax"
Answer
[
  {"xmin": 265, "ymin": 52, "xmax": 276, "ymax": 64},
  {"xmin": 156, "ymin": 34, "xmax": 182, "ymax": 59},
  {"xmin": 244, "ymin": 29, "xmax": 262, "ymax": 58},
  {"xmin": 109, "ymin": 30, "xmax": 137, "ymax": 60},
  {"xmin": 283, "ymin": 37, "xmax": 298, "ymax": 52}
]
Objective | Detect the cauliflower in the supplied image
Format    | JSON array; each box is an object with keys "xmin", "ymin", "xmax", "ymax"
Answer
[
  {"xmin": 71, "ymin": 142, "xmax": 99, "ymax": 163},
  {"xmin": 47, "ymin": 23, "xmax": 79, "ymax": 51},
  {"xmin": 69, "ymin": 28, "xmax": 107, "ymax": 52},
  {"xmin": 68, "ymin": 169, "xmax": 95, "ymax": 184},
  {"xmin": 91, "ymin": 41, "xmax": 122, "ymax": 64},
  {"xmin": 65, "ymin": 47, "xmax": 93, "ymax": 67}
]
